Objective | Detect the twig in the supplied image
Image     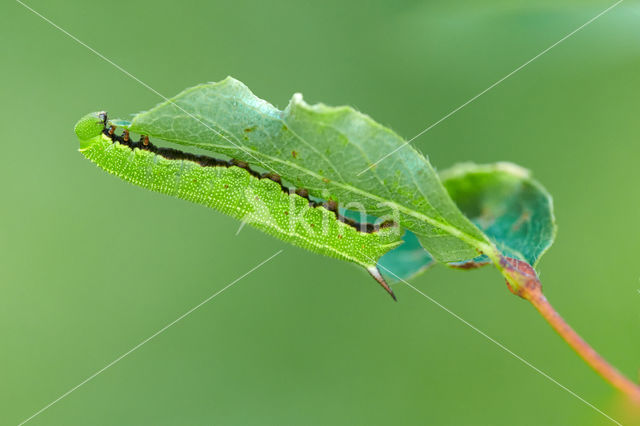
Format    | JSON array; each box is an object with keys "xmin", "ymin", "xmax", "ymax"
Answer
[{"xmin": 500, "ymin": 256, "xmax": 640, "ymax": 402}]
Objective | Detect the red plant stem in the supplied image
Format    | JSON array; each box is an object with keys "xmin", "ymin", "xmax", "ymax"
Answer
[
  {"xmin": 501, "ymin": 256, "xmax": 640, "ymax": 402},
  {"xmin": 529, "ymin": 290, "xmax": 640, "ymax": 402}
]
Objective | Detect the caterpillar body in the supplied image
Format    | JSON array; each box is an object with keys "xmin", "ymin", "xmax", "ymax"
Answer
[{"xmin": 75, "ymin": 112, "xmax": 403, "ymax": 299}]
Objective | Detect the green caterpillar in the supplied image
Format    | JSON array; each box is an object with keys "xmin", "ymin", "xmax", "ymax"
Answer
[{"xmin": 75, "ymin": 112, "xmax": 403, "ymax": 299}]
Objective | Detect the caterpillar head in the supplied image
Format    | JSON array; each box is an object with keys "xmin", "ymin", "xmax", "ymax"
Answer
[{"xmin": 75, "ymin": 111, "xmax": 107, "ymax": 149}]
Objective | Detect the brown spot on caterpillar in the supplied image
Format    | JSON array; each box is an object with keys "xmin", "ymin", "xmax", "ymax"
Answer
[
  {"xmin": 295, "ymin": 188, "xmax": 309, "ymax": 198},
  {"xmin": 142, "ymin": 135, "xmax": 150, "ymax": 146},
  {"xmin": 261, "ymin": 172, "xmax": 281, "ymax": 184},
  {"xmin": 108, "ymin": 125, "xmax": 116, "ymax": 136},
  {"xmin": 122, "ymin": 129, "xmax": 130, "ymax": 142},
  {"xmin": 230, "ymin": 159, "xmax": 260, "ymax": 178},
  {"xmin": 231, "ymin": 159, "xmax": 249, "ymax": 170},
  {"xmin": 291, "ymin": 150, "xmax": 298, "ymax": 159},
  {"xmin": 324, "ymin": 200, "xmax": 338, "ymax": 213}
]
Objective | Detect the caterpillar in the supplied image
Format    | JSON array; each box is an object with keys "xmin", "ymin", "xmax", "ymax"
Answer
[{"xmin": 75, "ymin": 112, "xmax": 403, "ymax": 299}]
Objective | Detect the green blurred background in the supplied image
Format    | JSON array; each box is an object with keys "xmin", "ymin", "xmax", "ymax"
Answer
[{"xmin": 2, "ymin": 0, "xmax": 639, "ymax": 424}]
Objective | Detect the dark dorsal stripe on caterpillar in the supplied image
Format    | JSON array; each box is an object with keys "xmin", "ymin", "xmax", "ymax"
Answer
[
  {"xmin": 78, "ymin": 111, "xmax": 402, "ymax": 299},
  {"xmin": 101, "ymin": 119, "xmax": 395, "ymax": 234}
]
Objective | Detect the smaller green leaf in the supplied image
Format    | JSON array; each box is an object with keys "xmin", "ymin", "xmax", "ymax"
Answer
[
  {"xmin": 378, "ymin": 230, "xmax": 434, "ymax": 282},
  {"xmin": 441, "ymin": 162, "xmax": 556, "ymax": 267},
  {"xmin": 378, "ymin": 162, "xmax": 556, "ymax": 281}
]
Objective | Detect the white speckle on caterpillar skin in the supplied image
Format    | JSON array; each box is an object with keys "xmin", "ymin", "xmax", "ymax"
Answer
[{"xmin": 79, "ymin": 125, "xmax": 402, "ymax": 299}]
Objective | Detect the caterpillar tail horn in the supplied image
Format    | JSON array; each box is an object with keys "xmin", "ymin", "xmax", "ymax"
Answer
[{"xmin": 367, "ymin": 266, "xmax": 397, "ymax": 301}]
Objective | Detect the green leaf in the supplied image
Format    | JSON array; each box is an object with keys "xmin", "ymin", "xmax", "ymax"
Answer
[
  {"xmin": 378, "ymin": 230, "xmax": 435, "ymax": 282},
  {"xmin": 127, "ymin": 77, "xmax": 491, "ymax": 263},
  {"xmin": 377, "ymin": 162, "xmax": 556, "ymax": 281},
  {"xmin": 441, "ymin": 162, "xmax": 556, "ymax": 267}
]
